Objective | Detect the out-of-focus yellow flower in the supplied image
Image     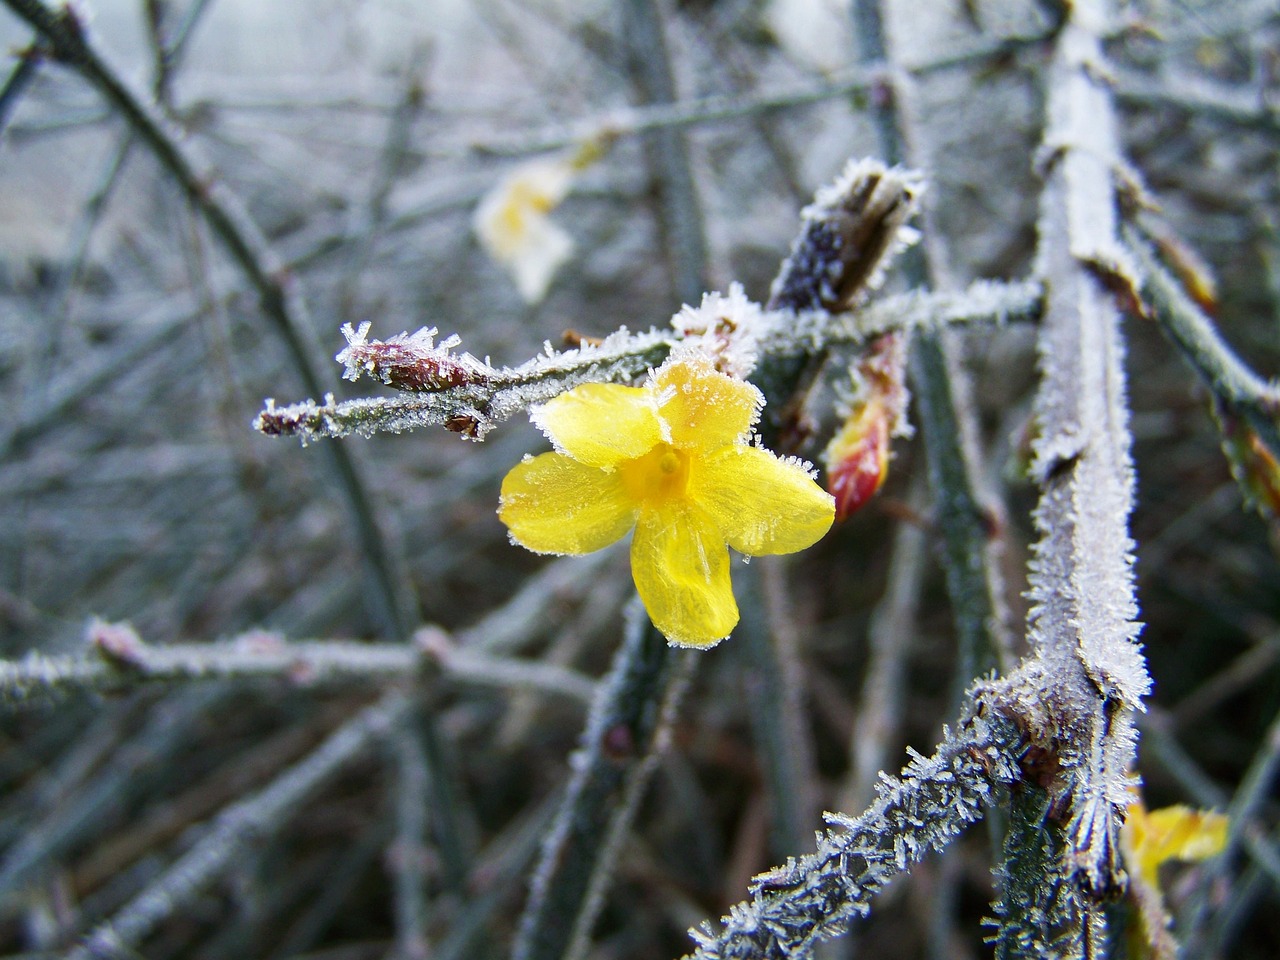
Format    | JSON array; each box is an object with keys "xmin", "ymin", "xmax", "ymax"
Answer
[
  {"xmin": 1122, "ymin": 798, "xmax": 1229, "ymax": 892},
  {"xmin": 474, "ymin": 157, "xmax": 576, "ymax": 303},
  {"xmin": 498, "ymin": 353, "xmax": 835, "ymax": 647}
]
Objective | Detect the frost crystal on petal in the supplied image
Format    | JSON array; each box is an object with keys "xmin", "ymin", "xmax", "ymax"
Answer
[{"xmin": 671, "ymin": 283, "xmax": 773, "ymax": 378}]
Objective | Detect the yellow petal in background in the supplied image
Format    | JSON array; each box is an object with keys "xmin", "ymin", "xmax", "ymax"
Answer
[
  {"xmin": 693, "ymin": 445, "xmax": 834, "ymax": 556},
  {"xmin": 1124, "ymin": 801, "xmax": 1230, "ymax": 891},
  {"xmin": 653, "ymin": 354, "xmax": 762, "ymax": 449},
  {"xmin": 631, "ymin": 501, "xmax": 738, "ymax": 647},
  {"xmin": 474, "ymin": 158, "xmax": 577, "ymax": 303},
  {"xmin": 499, "ymin": 452, "xmax": 638, "ymax": 555},
  {"xmin": 532, "ymin": 383, "xmax": 662, "ymax": 467}
]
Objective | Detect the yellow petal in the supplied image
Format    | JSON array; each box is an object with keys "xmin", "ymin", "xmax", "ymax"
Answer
[
  {"xmin": 473, "ymin": 158, "xmax": 577, "ymax": 304},
  {"xmin": 693, "ymin": 445, "xmax": 835, "ymax": 555},
  {"xmin": 652, "ymin": 353, "xmax": 762, "ymax": 448},
  {"xmin": 532, "ymin": 383, "xmax": 663, "ymax": 467},
  {"xmin": 499, "ymin": 452, "xmax": 638, "ymax": 554},
  {"xmin": 631, "ymin": 501, "xmax": 738, "ymax": 647},
  {"xmin": 1124, "ymin": 802, "xmax": 1230, "ymax": 891}
]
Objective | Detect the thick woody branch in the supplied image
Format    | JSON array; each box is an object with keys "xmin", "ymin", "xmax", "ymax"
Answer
[{"xmin": 994, "ymin": 0, "xmax": 1151, "ymax": 953}]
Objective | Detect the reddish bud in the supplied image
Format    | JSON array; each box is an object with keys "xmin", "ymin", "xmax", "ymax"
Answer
[
  {"xmin": 336, "ymin": 322, "xmax": 491, "ymax": 393},
  {"xmin": 824, "ymin": 400, "xmax": 890, "ymax": 521},
  {"xmin": 1219, "ymin": 409, "xmax": 1280, "ymax": 519}
]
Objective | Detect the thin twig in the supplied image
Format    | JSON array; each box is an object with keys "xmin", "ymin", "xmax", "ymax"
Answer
[
  {"xmin": 513, "ymin": 602, "xmax": 695, "ymax": 960},
  {"xmin": 1126, "ymin": 229, "xmax": 1280, "ymax": 462},
  {"xmin": 67, "ymin": 691, "xmax": 411, "ymax": 960},
  {"xmin": 1, "ymin": 0, "xmax": 417, "ymax": 636},
  {"xmin": 0, "ymin": 40, "xmax": 41, "ymax": 137},
  {"xmin": 0, "ymin": 630, "xmax": 597, "ymax": 705},
  {"xmin": 621, "ymin": 0, "xmax": 708, "ymax": 304}
]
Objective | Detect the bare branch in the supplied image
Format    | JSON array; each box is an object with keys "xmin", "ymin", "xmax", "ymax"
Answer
[
  {"xmin": 513, "ymin": 603, "xmax": 697, "ymax": 960},
  {"xmin": 682, "ymin": 695, "xmax": 1023, "ymax": 960},
  {"xmin": 991, "ymin": 0, "xmax": 1151, "ymax": 952},
  {"xmin": 0, "ymin": 0, "xmax": 417, "ymax": 636},
  {"xmin": 0, "ymin": 622, "xmax": 596, "ymax": 705},
  {"xmin": 67, "ymin": 692, "xmax": 411, "ymax": 960}
]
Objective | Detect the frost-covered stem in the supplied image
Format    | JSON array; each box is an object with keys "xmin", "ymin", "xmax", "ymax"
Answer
[
  {"xmin": 842, "ymin": 482, "xmax": 926, "ymax": 812},
  {"xmin": 67, "ymin": 691, "xmax": 411, "ymax": 960},
  {"xmin": 1010, "ymin": 0, "xmax": 1150, "ymax": 951},
  {"xmin": 255, "ymin": 281, "xmax": 1043, "ymax": 444},
  {"xmin": 0, "ymin": 0, "xmax": 416, "ymax": 636},
  {"xmin": 514, "ymin": 604, "xmax": 695, "ymax": 960},
  {"xmin": 681, "ymin": 698, "xmax": 1023, "ymax": 960},
  {"xmin": 621, "ymin": 0, "xmax": 708, "ymax": 305},
  {"xmin": 257, "ymin": 327, "xmax": 673, "ymax": 443},
  {"xmin": 852, "ymin": 0, "xmax": 1014, "ymax": 686},
  {"xmin": 1113, "ymin": 65, "xmax": 1280, "ymax": 134},
  {"xmin": 1126, "ymin": 231, "xmax": 1280, "ymax": 462},
  {"xmin": 388, "ymin": 715, "xmax": 432, "ymax": 960},
  {"xmin": 991, "ymin": 785, "xmax": 1096, "ymax": 960},
  {"xmin": 0, "ymin": 38, "xmax": 40, "ymax": 135},
  {"xmin": 475, "ymin": 33, "xmax": 1050, "ymax": 157},
  {"xmin": 736, "ymin": 561, "xmax": 819, "ymax": 857},
  {"xmin": 0, "ymin": 628, "xmax": 596, "ymax": 705},
  {"xmin": 835, "ymin": 280, "xmax": 1044, "ymax": 347}
]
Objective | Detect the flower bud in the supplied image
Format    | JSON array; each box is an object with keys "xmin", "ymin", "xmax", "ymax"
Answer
[
  {"xmin": 824, "ymin": 398, "xmax": 890, "ymax": 521},
  {"xmin": 1218, "ymin": 406, "xmax": 1280, "ymax": 519},
  {"xmin": 336, "ymin": 322, "xmax": 491, "ymax": 392}
]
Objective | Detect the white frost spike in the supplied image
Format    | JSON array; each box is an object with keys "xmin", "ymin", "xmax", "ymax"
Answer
[{"xmin": 671, "ymin": 283, "xmax": 773, "ymax": 378}]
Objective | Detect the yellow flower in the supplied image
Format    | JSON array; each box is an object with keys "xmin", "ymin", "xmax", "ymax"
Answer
[
  {"xmin": 474, "ymin": 157, "xmax": 576, "ymax": 303},
  {"xmin": 498, "ymin": 353, "xmax": 835, "ymax": 647},
  {"xmin": 1122, "ymin": 798, "xmax": 1229, "ymax": 892}
]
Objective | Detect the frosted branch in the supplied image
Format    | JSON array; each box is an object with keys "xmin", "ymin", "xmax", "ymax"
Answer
[
  {"xmin": 682, "ymin": 696, "xmax": 1023, "ymax": 960},
  {"xmin": 0, "ymin": 621, "xmax": 596, "ymax": 705},
  {"xmin": 256, "ymin": 282, "xmax": 1042, "ymax": 447},
  {"xmin": 514, "ymin": 603, "xmax": 697, "ymax": 960},
  {"xmin": 257, "ymin": 327, "xmax": 672, "ymax": 443},
  {"xmin": 1125, "ymin": 229, "xmax": 1280, "ymax": 462},
  {"xmin": 1014, "ymin": 0, "xmax": 1149, "ymax": 948},
  {"xmin": 68, "ymin": 692, "xmax": 412, "ymax": 960}
]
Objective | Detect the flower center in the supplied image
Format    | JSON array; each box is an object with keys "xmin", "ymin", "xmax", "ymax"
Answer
[{"xmin": 621, "ymin": 443, "xmax": 690, "ymax": 504}]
